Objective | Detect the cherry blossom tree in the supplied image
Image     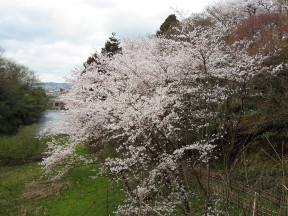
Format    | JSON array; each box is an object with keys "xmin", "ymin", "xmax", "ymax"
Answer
[
  {"xmin": 40, "ymin": 1, "xmax": 281, "ymax": 214},
  {"xmin": 206, "ymin": 0, "xmax": 284, "ymax": 27}
]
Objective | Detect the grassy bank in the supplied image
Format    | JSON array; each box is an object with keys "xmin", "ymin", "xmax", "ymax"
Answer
[
  {"xmin": 0, "ymin": 125, "xmax": 286, "ymax": 215},
  {"xmin": 0, "ymin": 162, "xmax": 124, "ymax": 216},
  {"xmin": 0, "ymin": 125, "xmax": 47, "ymax": 165},
  {"xmin": 0, "ymin": 125, "xmax": 124, "ymax": 215}
]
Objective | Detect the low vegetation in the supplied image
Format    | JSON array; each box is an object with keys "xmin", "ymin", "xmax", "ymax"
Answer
[{"xmin": 0, "ymin": 125, "xmax": 46, "ymax": 165}]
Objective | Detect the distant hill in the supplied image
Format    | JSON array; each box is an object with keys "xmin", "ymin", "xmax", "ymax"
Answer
[{"xmin": 42, "ymin": 82, "xmax": 71, "ymax": 89}]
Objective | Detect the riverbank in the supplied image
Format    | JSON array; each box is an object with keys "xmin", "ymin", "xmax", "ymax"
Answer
[
  {"xmin": 0, "ymin": 110, "xmax": 62, "ymax": 165},
  {"xmin": 0, "ymin": 125, "xmax": 47, "ymax": 165},
  {"xmin": 1, "ymin": 128, "xmax": 287, "ymax": 215},
  {"xmin": 0, "ymin": 116, "xmax": 124, "ymax": 215}
]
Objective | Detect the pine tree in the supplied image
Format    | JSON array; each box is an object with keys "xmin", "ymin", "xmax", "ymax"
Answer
[
  {"xmin": 84, "ymin": 33, "xmax": 122, "ymax": 69},
  {"xmin": 156, "ymin": 14, "xmax": 179, "ymax": 37},
  {"xmin": 101, "ymin": 32, "xmax": 122, "ymax": 56}
]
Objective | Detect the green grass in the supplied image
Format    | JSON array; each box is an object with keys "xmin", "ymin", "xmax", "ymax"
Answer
[
  {"xmin": 1, "ymin": 125, "xmax": 284, "ymax": 215},
  {"xmin": 0, "ymin": 163, "xmax": 124, "ymax": 216},
  {"xmin": 0, "ymin": 159, "xmax": 284, "ymax": 216},
  {"xmin": 0, "ymin": 163, "xmax": 42, "ymax": 216},
  {"xmin": 0, "ymin": 125, "xmax": 47, "ymax": 165},
  {"xmin": 44, "ymin": 165, "xmax": 124, "ymax": 216},
  {"xmin": 0, "ymin": 126, "xmax": 124, "ymax": 215}
]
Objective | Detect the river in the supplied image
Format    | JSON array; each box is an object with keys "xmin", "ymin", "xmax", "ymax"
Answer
[{"xmin": 36, "ymin": 110, "xmax": 62, "ymax": 134}]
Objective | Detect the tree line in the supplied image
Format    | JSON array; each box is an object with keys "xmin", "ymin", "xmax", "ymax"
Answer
[{"xmin": 0, "ymin": 48, "xmax": 47, "ymax": 135}]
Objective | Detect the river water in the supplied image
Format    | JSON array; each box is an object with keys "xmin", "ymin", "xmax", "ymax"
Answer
[{"xmin": 36, "ymin": 110, "xmax": 62, "ymax": 134}]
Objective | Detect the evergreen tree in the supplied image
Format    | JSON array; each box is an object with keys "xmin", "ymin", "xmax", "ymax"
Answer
[
  {"xmin": 84, "ymin": 33, "xmax": 122, "ymax": 69},
  {"xmin": 156, "ymin": 14, "xmax": 179, "ymax": 37},
  {"xmin": 101, "ymin": 32, "xmax": 122, "ymax": 56}
]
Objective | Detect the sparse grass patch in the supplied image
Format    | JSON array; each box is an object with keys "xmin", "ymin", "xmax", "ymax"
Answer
[{"xmin": 20, "ymin": 180, "xmax": 72, "ymax": 201}]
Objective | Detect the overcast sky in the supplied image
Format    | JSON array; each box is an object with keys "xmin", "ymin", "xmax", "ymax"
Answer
[{"xmin": 0, "ymin": 0, "xmax": 215, "ymax": 83}]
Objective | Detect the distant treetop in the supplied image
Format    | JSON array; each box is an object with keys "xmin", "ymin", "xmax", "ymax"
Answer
[
  {"xmin": 101, "ymin": 32, "xmax": 122, "ymax": 57},
  {"xmin": 84, "ymin": 32, "xmax": 122, "ymax": 68},
  {"xmin": 156, "ymin": 14, "xmax": 179, "ymax": 38}
]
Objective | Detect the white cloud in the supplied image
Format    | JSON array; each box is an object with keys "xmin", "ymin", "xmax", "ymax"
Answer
[
  {"xmin": 38, "ymin": 73, "xmax": 66, "ymax": 83},
  {"xmin": 0, "ymin": 0, "xmax": 215, "ymax": 83}
]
